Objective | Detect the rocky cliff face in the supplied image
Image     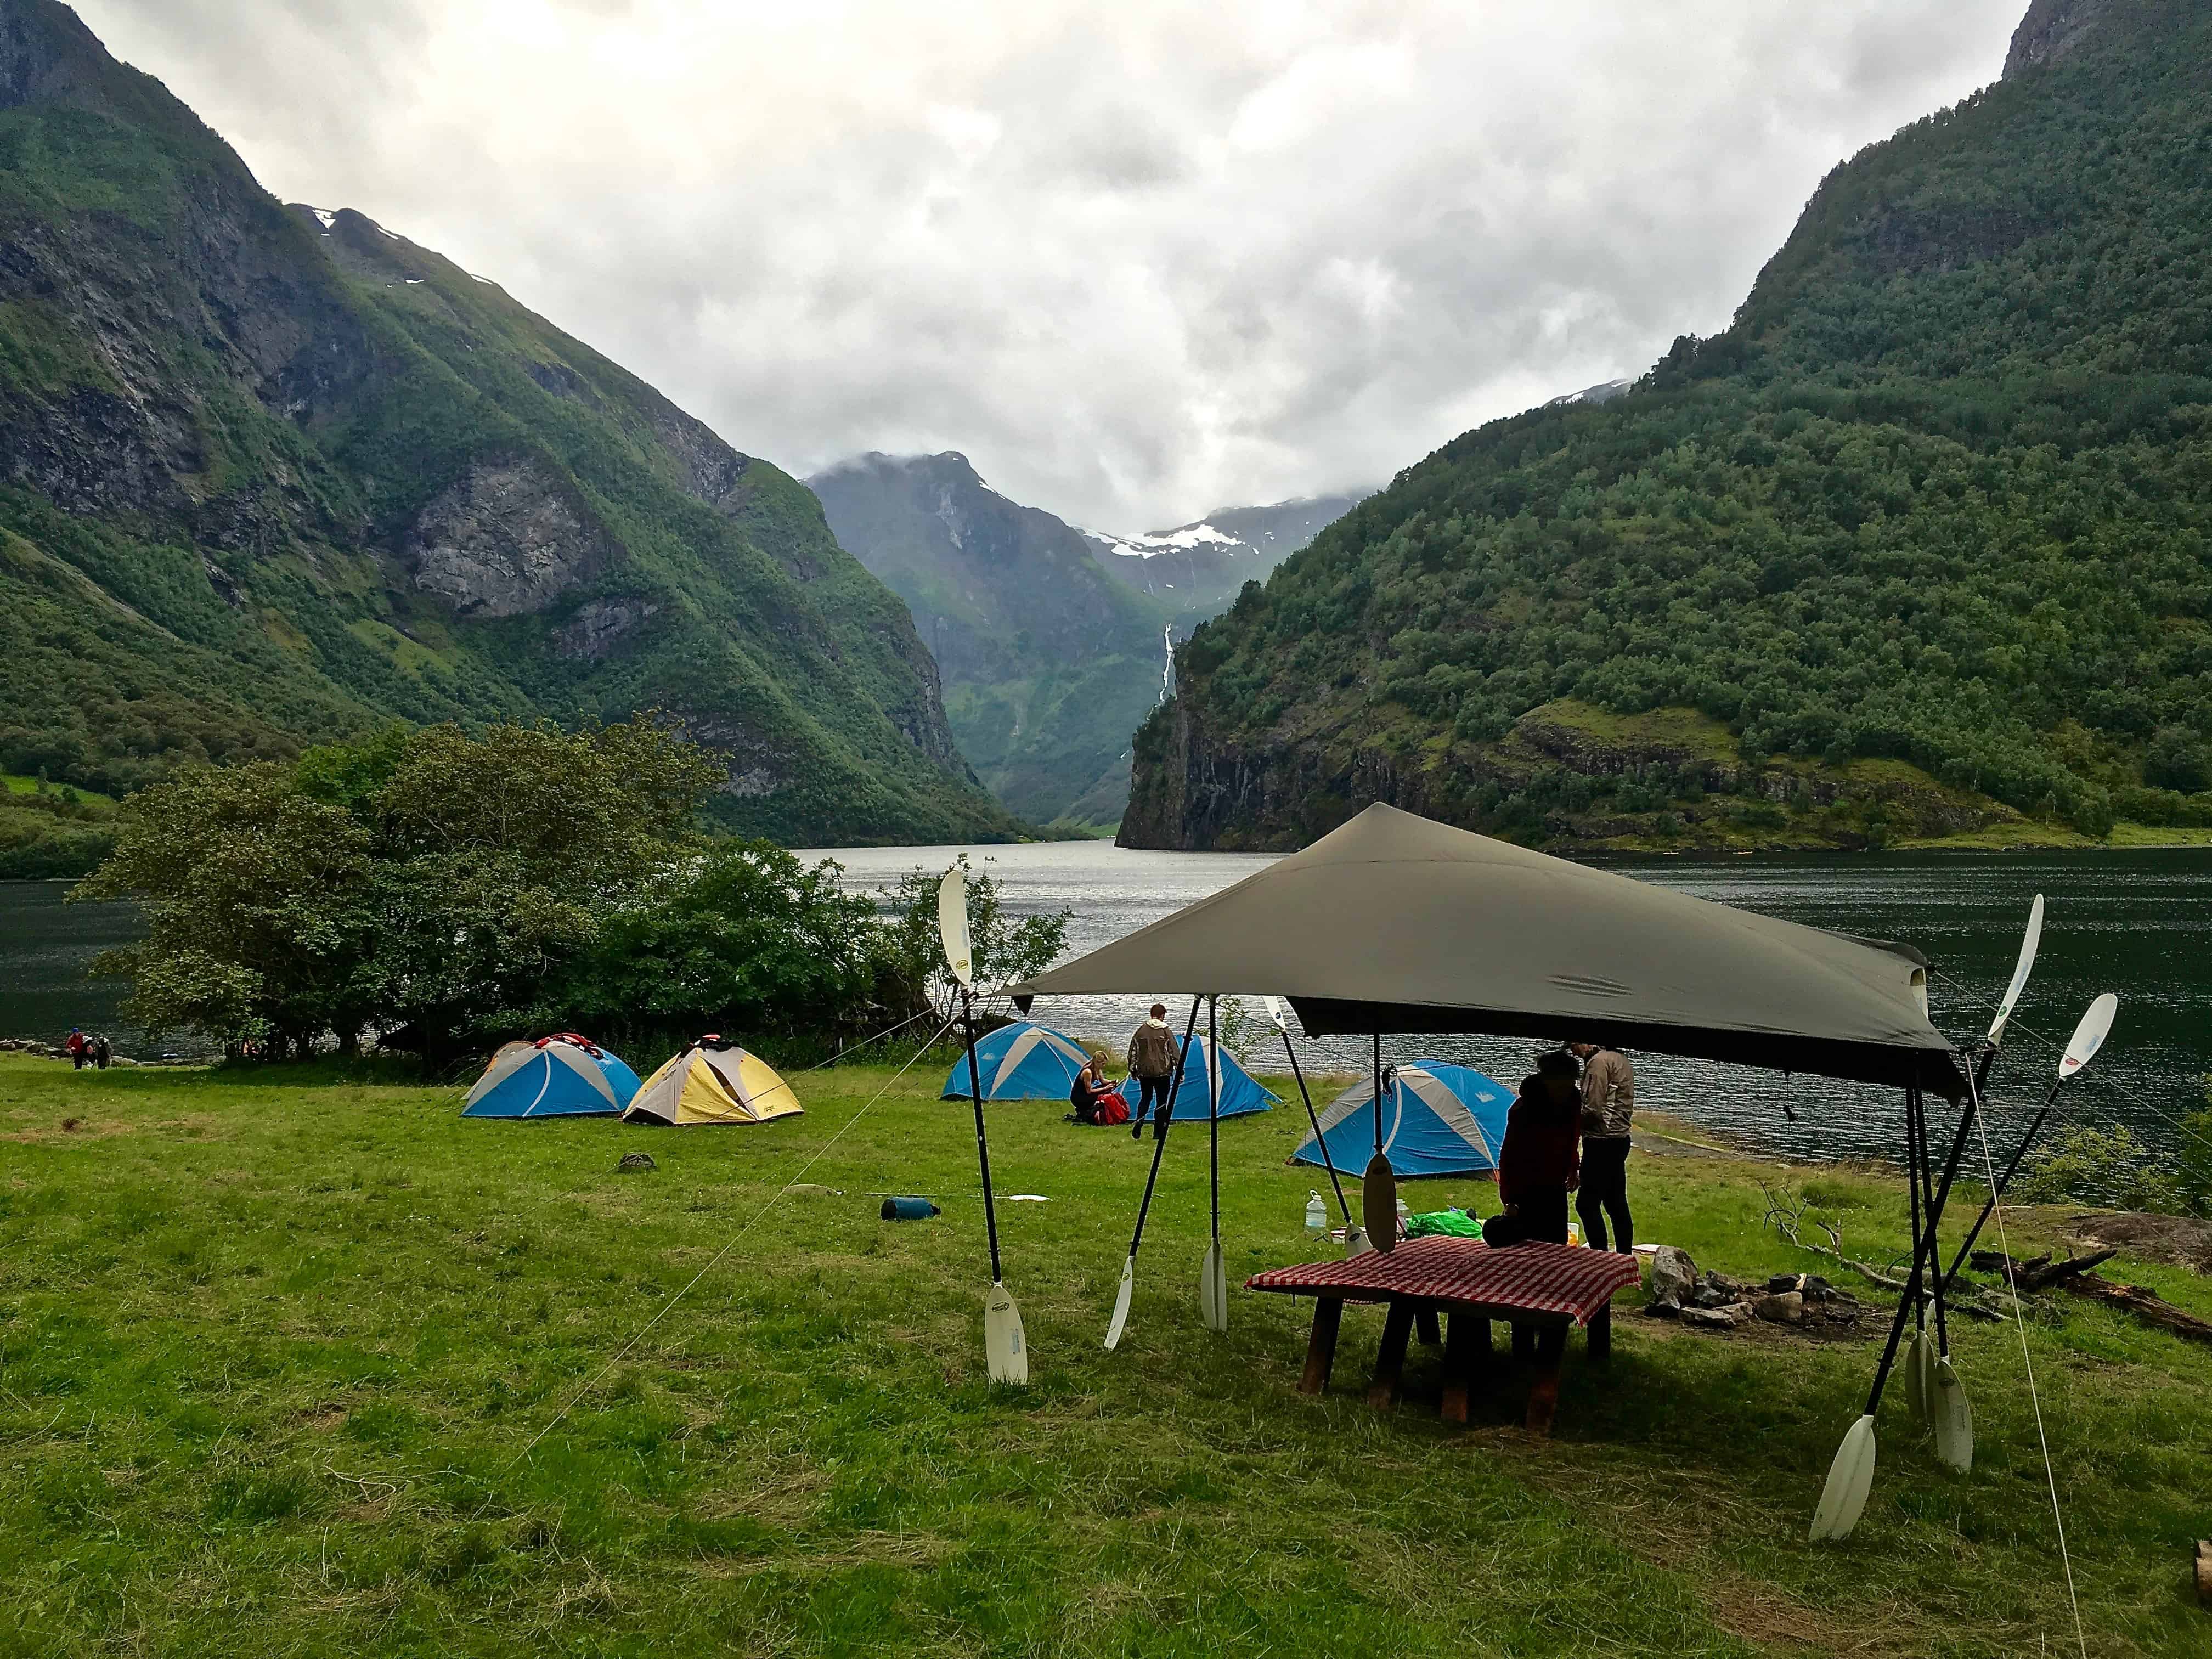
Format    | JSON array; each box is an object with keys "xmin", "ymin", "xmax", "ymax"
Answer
[
  {"xmin": 0, "ymin": 0, "xmax": 1008, "ymax": 843},
  {"xmin": 2002, "ymin": 0, "xmax": 2122, "ymax": 78}
]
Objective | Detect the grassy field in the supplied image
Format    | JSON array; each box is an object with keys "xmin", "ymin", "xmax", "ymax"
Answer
[{"xmin": 2, "ymin": 1054, "xmax": 2209, "ymax": 1657}]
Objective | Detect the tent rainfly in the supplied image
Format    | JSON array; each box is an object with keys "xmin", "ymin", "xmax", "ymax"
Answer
[
  {"xmin": 624, "ymin": 1038, "xmax": 802, "ymax": 1126},
  {"xmin": 1014, "ymin": 802, "xmax": 1963, "ymax": 1096},
  {"xmin": 940, "ymin": 1020, "xmax": 1093, "ymax": 1101},
  {"xmin": 1293, "ymin": 1062, "xmax": 1512, "ymax": 1178},
  {"xmin": 463, "ymin": 1034, "xmax": 642, "ymax": 1118},
  {"xmin": 1150, "ymin": 1033, "xmax": 1276, "ymax": 1120}
]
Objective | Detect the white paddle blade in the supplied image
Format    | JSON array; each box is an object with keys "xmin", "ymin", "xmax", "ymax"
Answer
[
  {"xmin": 1263, "ymin": 994, "xmax": 1286, "ymax": 1033},
  {"xmin": 1362, "ymin": 1153, "xmax": 1398, "ymax": 1254},
  {"xmin": 1933, "ymin": 1357, "xmax": 1974, "ymax": 1473},
  {"xmin": 1987, "ymin": 894, "xmax": 2045, "ymax": 1044},
  {"xmin": 1345, "ymin": 1225, "xmax": 1373, "ymax": 1257},
  {"xmin": 984, "ymin": 1282, "xmax": 1026, "ymax": 1384},
  {"xmin": 1103, "ymin": 1256, "xmax": 1135, "ymax": 1350},
  {"xmin": 937, "ymin": 867, "xmax": 974, "ymax": 989},
  {"xmin": 1809, "ymin": 1414, "xmax": 1878, "ymax": 1542},
  {"xmin": 1199, "ymin": 1243, "xmax": 1228, "ymax": 1333},
  {"xmin": 2058, "ymin": 993, "xmax": 2118, "ymax": 1079}
]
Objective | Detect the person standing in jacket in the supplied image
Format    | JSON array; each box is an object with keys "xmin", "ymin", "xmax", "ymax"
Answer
[
  {"xmin": 1570, "ymin": 1040, "xmax": 1635, "ymax": 1253},
  {"xmin": 1126, "ymin": 1005, "xmax": 1179, "ymax": 1141},
  {"xmin": 1481, "ymin": 1049, "xmax": 1582, "ymax": 1249},
  {"xmin": 65, "ymin": 1028, "xmax": 88, "ymax": 1070}
]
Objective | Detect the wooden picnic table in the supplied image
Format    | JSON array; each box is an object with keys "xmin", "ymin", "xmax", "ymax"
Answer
[{"xmin": 1245, "ymin": 1235, "xmax": 1643, "ymax": 1434}]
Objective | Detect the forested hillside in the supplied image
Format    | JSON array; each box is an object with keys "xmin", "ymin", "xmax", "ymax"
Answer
[
  {"xmin": 811, "ymin": 452, "xmax": 1175, "ymax": 827},
  {"xmin": 0, "ymin": 0, "xmax": 1015, "ymax": 848},
  {"xmin": 1126, "ymin": 0, "xmax": 2212, "ymax": 852}
]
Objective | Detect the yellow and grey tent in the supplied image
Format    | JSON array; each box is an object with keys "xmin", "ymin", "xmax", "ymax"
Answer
[{"xmin": 622, "ymin": 1037, "xmax": 803, "ymax": 1127}]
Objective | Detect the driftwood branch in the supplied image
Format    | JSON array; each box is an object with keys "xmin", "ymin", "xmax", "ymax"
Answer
[
  {"xmin": 1758, "ymin": 1182, "xmax": 2005, "ymax": 1318},
  {"xmin": 1969, "ymin": 1248, "xmax": 2119, "ymax": 1292},
  {"xmin": 2057, "ymin": 1276, "xmax": 2212, "ymax": 1346}
]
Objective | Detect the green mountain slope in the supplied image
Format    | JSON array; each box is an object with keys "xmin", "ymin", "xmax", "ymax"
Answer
[
  {"xmin": 0, "ymin": 0, "xmax": 1014, "ymax": 845},
  {"xmin": 1126, "ymin": 0, "xmax": 2212, "ymax": 852},
  {"xmin": 809, "ymin": 452, "xmax": 1176, "ymax": 827}
]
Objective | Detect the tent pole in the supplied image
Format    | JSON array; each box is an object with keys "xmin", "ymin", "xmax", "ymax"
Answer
[
  {"xmin": 1861, "ymin": 1081, "xmax": 1977, "ymax": 1416},
  {"xmin": 1281, "ymin": 1028, "xmax": 1351, "ymax": 1223}
]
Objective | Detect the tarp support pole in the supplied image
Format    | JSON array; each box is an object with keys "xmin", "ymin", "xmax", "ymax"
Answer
[
  {"xmin": 1207, "ymin": 996, "xmax": 1221, "ymax": 1248},
  {"xmin": 1282, "ymin": 1028, "xmax": 1351, "ymax": 1223}
]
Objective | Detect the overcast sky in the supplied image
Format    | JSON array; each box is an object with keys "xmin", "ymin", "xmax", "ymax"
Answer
[{"xmin": 76, "ymin": 1, "xmax": 2023, "ymax": 531}]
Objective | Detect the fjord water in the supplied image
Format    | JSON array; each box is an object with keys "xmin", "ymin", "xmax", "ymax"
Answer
[
  {"xmin": 8, "ymin": 846, "xmax": 2209, "ymax": 1163},
  {"xmin": 803, "ymin": 843, "xmax": 2212, "ymax": 1167}
]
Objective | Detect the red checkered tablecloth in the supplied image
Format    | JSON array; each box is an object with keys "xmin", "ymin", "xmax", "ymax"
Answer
[{"xmin": 1245, "ymin": 1235, "xmax": 1640, "ymax": 1325}]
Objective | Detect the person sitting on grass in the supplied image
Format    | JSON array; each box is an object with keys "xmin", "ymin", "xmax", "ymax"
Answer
[
  {"xmin": 1070, "ymin": 1055, "xmax": 1109, "ymax": 1124},
  {"xmin": 1481, "ymin": 1048, "xmax": 1582, "ymax": 1249}
]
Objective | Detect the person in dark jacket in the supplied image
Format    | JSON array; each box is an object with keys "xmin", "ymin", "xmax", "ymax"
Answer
[
  {"xmin": 1070, "ymin": 1055, "xmax": 1109, "ymax": 1124},
  {"xmin": 1481, "ymin": 1049, "xmax": 1582, "ymax": 1249}
]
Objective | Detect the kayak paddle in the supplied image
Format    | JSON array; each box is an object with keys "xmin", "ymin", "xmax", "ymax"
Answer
[
  {"xmin": 1934, "ymin": 894, "xmax": 2043, "ymax": 1471},
  {"xmin": 1362, "ymin": 1034, "xmax": 1398, "ymax": 1252},
  {"xmin": 940, "ymin": 867, "xmax": 1026, "ymax": 1385},
  {"xmin": 1198, "ymin": 997, "xmax": 1228, "ymax": 1333},
  {"xmin": 1105, "ymin": 998, "xmax": 1201, "ymax": 1350}
]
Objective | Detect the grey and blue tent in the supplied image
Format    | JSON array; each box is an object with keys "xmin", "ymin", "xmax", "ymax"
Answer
[
  {"xmin": 1155, "ymin": 1034, "xmax": 1276, "ymax": 1120},
  {"xmin": 940, "ymin": 1019, "xmax": 1093, "ymax": 1101},
  {"xmin": 462, "ymin": 1034, "xmax": 642, "ymax": 1119},
  {"xmin": 1291, "ymin": 1061, "xmax": 1512, "ymax": 1178}
]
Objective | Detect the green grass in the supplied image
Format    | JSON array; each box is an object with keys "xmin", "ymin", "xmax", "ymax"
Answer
[{"xmin": 2, "ymin": 1055, "xmax": 2208, "ymax": 1656}]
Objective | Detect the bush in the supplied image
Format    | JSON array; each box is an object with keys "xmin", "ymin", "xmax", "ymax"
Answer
[{"xmin": 2015, "ymin": 1124, "xmax": 2183, "ymax": 1214}]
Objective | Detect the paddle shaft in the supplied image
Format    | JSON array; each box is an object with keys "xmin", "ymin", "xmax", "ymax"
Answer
[
  {"xmin": 1905, "ymin": 1089, "xmax": 1927, "ymax": 1342},
  {"xmin": 1863, "ymin": 1084, "xmax": 1976, "ymax": 1416},
  {"xmin": 1125, "ymin": 998, "xmax": 1203, "ymax": 1260},
  {"xmin": 1281, "ymin": 1029, "xmax": 1351, "ymax": 1222},
  {"xmin": 1939, "ymin": 1073, "xmax": 2063, "ymax": 1304},
  {"xmin": 959, "ymin": 987, "xmax": 1004, "ymax": 1285},
  {"xmin": 1207, "ymin": 996, "xmax": 1220, "ymax": 1246},
  {"xmin": 1372, "ymin": 1033, "xmax": 1383, "ymax": 1155}
]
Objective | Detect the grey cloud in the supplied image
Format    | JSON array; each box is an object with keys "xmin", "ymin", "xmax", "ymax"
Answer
[{"xmin": 77, "ymin": 0, "xmax": 2021, "ymax": 530}]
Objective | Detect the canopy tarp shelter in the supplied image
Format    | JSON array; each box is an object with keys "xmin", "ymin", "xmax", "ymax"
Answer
[
  {"xmin": 624, "ymin": 1039, "xmax": 803, "ymax": 1127},
  {"xmin": 1293, "ymin": 1062, "xmax": 1511, "ymax": 1177},
  {"xmin": 941, "ymin": 1020, "xmax": 1093, "ymax": 1101},
  {"xmin": 462, "ymin": 1034, "xmax": 641, "ymax": 1119},
  {"xmin": 1014, "ymin": 803, "xmax": 1963, "ymax": 1097}
]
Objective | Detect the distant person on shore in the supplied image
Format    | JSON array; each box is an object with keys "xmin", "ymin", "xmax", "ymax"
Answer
[
  {"xmin": 1571, "ymin": 1040, "xmax": 1636, "ymax": 1253},
  {"xmin": 1126, "ymin": 1004, "xmax": 1178, "ymax": 1142},
  {"xmin": 65, "ymin": 1028, "xmax": 88, "ymax": 1070},
  {"xmin": 1482, "ymin": 1049, "xmax": 1582, "ymax": 1249}
]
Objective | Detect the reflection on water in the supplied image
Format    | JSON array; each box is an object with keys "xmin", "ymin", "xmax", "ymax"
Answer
[
  {"xmin": 11, "ymin": 843, "xmax": 2210, "ymax": 1165},
  {"xmin": 804, "ymin": 843, "xmax": 2212, "ymax": 1166}
]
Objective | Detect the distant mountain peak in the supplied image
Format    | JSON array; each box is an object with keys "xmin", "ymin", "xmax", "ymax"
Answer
[{"xmin": 1543, "ymin": 377, "xmax": 1632, "ymax": 409}]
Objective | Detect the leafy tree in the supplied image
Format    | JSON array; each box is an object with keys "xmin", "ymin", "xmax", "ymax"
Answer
[
  {"xmin": 871, "ymin": 856, "xmax": 1071, "ymax": 1024},
  {"xmin": 2015, "ymin": 1124, "xmax": 2183, "ymax": 1215},
  {"xmin": 555, "ymin": 842, "xmax": 880, "ymax": 1049}
]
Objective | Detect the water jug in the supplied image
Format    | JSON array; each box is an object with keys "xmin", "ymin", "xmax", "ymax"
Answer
[{"xmin": 1305, "ymin": 1191, "xmax": 1326, "ymax": 1232}]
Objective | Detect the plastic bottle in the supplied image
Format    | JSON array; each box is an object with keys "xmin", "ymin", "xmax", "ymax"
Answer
[
  {"xmin": 1395, "ymin": 1196, "xmax": 1410, "ymax": 1231},
  {"xmin": 1566, "ymin": 1220, "xmax": 1584, "ymax": 1248},
  {"xmin": 1305, "ymin": 1191, "xmax": 1326, "ymax": 1232}
]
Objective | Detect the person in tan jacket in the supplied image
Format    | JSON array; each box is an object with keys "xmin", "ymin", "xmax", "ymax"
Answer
[{"xmin": 1568, "ymin": 1041, "xmax": 1635, "ymax": 1252}]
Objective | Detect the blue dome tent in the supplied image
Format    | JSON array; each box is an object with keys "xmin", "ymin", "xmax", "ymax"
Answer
[
  {"xmin": 1290, "ymin": 1060, "xmax": 1511, "ymax": 1177},
  {"xmin": 1154, "ymin": 1033, "xmax": 1276, "ymax": 1120},
  {"xmin": 941, "ymin": 1020, "xmax": 1095, "ymax": 1101},
  {"xmin": 462, "ymin": 1034, "xmax": 643, "ymax": 1119}
]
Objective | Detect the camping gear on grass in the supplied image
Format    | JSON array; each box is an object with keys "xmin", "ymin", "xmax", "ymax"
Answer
[
  {"xmin": 463, "ymin": 1033, "xmax": 641, "ymax": 1119},
  {"xmin": 939, "ymin": 1019, "xmax": 1093, "ymax": 1101},
  {"xmin": 1293, "ymin": 1061, "xmax": 1513, "ymax": 1179},
  {"xmin": 622, "ymin": 1037, "xmax": 802, "ymax": 1127},
  {"xmin": 881, "ymin": 1195, "xmax": 939, "ymax": 1220}
]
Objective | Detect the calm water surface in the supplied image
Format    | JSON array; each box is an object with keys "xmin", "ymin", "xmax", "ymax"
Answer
[
  {"xmin": 801, "ymin": 843, "xmax": 2212, "ymax": 1168},
  {"xmin": 9, "ymin": 846, "xmax": 2210, "ymax": 1163}
]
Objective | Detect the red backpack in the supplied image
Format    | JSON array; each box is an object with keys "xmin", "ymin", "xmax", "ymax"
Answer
[{"xmin": 1092, "ymin": 1088, "xmax": 1130, "ymax": 1126}]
